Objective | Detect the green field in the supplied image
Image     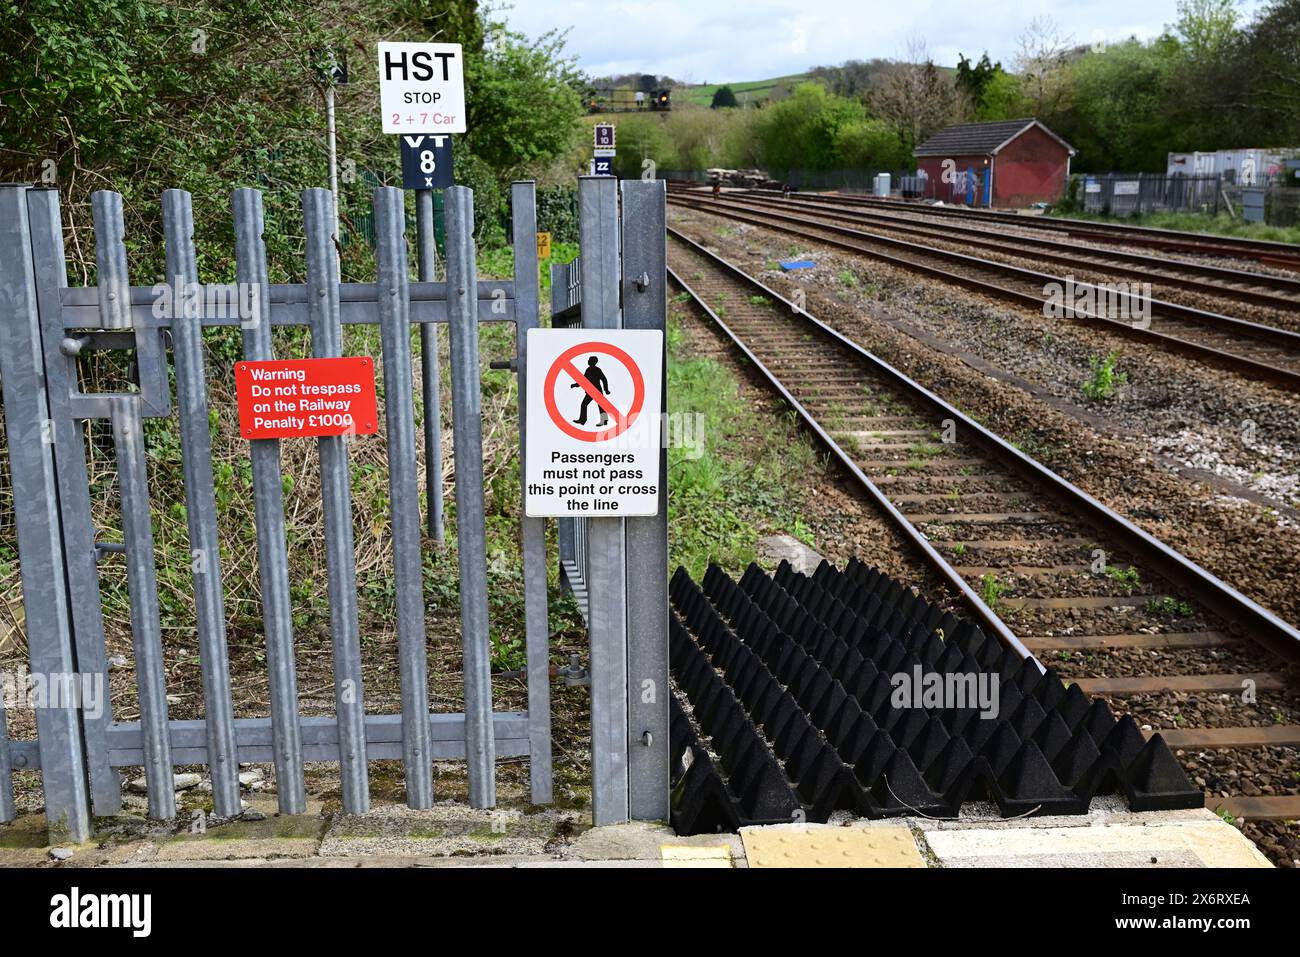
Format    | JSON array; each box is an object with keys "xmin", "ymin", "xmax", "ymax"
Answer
[{"xmin": 677, "ymin": 73, "xmax": 812, "ymax": 107}]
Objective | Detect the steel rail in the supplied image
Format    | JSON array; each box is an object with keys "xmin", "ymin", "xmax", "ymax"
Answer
[
  {"xmin": 670, "ymin": 195, "xmax": 1300, "ymax": 390},
  {"xmin": 667, "ymin": 225, "xmax": 1300, "ymax": 665},
  {"xmin": 725, "ymin": 189, "xmax": 1300, "ymax": 306},
  {"xmin": 728, "ymin": 187, "xmax": 1300, "ymax": 268}
]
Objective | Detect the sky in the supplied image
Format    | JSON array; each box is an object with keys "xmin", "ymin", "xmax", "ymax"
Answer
[{"xmin": 502, "ymin": 0, "xmax": 1270, "ymax": 83}]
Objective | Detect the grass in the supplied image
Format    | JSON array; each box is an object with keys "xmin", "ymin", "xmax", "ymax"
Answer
[
  {"xmin": 1050, "ymin": 208, "xmax": 1300, "ymax": 246},
  {"xmin": 667, "ymin": 301, "xmax": 821, "ymax": 579},
  {"xmin": 677, "ymin": 73, "xmax": 811, "ymax": 108},
  {"xmin": 978, "ymin": 573, "xmax": 1007, "ymax": 609},
  {"xmin": 1081, "ymin": 350, "xmax": 1127, "ymax": 402},
  {"xmin": 1104, "ymin": 565, "xmax": 1141, "ymax": 589},
  {"xmin": 1146, "ymin": 596, "xmax": 1194, "ymax": 619}
]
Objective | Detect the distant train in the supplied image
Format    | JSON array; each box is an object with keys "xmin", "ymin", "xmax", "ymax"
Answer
[{"xmin": 585, "ymin": 88, "xmax": 671, "ymax": 114}]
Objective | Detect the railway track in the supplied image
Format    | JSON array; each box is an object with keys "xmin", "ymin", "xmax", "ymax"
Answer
[
  {"xmin": 719, "ymin": 186, "xmax": 1300, "ymax": 272},
  {"xmin": 667, "ymin": 227, "xmax": 1300, "ymax": 846},
  {"xmin": 720, "ymin": 188, "xmax": 1300, "ymax": 312},
  {"xmin": 669, "ymin": 191, "xmax": 1300, "ymax": 390}
]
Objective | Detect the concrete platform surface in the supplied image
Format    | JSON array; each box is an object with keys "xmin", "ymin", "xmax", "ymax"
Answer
[{"xmin": 0, "ymin": 800, "xmax": 1270, "ymax": 868}]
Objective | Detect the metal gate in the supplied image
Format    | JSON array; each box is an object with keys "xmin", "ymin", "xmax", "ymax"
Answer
[{"xmin": 0, "ymin": 177, "xmax": 665, "ymax": 843}]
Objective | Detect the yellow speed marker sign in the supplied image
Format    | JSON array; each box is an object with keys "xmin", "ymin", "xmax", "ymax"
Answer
[{"xmin": 536, "ymin": 231, "xmax": 552, "ymax": 259}]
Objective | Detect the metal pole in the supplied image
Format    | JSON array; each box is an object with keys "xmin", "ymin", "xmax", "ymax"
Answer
[
  {"xmin": 162, "ymin": 189, "xmax": 241, "ymax": 818},
  {"xmin": 578, "ymin": 175, "xmax": 630, "ymax": 825},
  {"xmin": 232, "ymin": 188, "xmax": 307, "ymax": 815},
  {"xmin": 375, "ymin": 186, "xmax": 434, "ymax": 808},
  {"xmin": 620, "ymin": 179, "xmax": 669, "ymax": 821},
  {"xmin": 511, "ymin": 181, "xmax": 553, "ymax": 804},
  {"xmin": 0, "ymin": 183, "xmax": 93, "ymax": 843},
  {"xmin": 416, "ymin": 189, "xmax": 444, "ymax": 541},
  {"xmin": 111, "ymin": 397, "xmax": 176, "ymax": 821},
  {"xmin": 326, "ymin": 84, "xmax": 341, "ymax": 251},
  {"xmin": 24, "ymin": 187, "xmax": 122, "ymax": 817},
  {"xmin": 303, "ymin": 187, "xmax": 370, "ymax": 814},
  {"xmin": 445, "ymin": 185, "xmax": 496, "ymax": 807}
]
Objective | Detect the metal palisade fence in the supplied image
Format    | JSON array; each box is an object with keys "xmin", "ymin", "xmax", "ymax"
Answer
[{"xmin": 0, "ymin": 178, "xmax": 674, "ymax": 842}]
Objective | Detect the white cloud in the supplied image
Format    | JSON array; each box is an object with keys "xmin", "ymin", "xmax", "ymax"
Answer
[{"xmin": 503, "ymin": 0, "xmax": 1270, "ymax": 81}]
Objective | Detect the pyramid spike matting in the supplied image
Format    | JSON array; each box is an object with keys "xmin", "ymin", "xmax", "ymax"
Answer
[{"xmin": 667, "ymin": 559, "xmax": 1203, "ymax": 835}]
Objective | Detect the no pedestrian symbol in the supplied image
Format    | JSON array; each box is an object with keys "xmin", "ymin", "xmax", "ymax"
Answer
[{"xmin": 526, "ymin": 329, "xmax": 663, "ymax": 517}]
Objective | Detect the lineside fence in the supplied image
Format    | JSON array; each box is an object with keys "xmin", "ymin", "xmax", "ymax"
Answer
[{"xmin": 0, "ymin": 176, "xmax": 668, "ymax": 840}]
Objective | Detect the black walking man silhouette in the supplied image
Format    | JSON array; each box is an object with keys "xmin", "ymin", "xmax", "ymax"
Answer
[{"xmin": 571, "ymin": 355, "xmax": 611, "ymax": 427}]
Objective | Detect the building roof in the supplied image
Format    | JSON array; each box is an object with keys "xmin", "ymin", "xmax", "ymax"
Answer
[{"xmin": 913, "ymin": 119, "xmax": 1076, "ymax": 158}]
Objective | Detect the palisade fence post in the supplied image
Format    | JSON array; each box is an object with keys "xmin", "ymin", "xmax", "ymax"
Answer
[
  {"xmin": 95, "ymin": 192, "xmax": 173, "ymax": 820},
  {"xmin": 0, "ymin": 184, "xmax": 92, "ymax": 842},
  {"xmin": 303, "ymin": 187, "xmax": 371, "ymax": 814},
  {"xmin": 578, "ymin": 175, "xmax": 630, "ymax": 825},
  {"xmin": 232, "ymin": 188, "xmax": 308, "ymax": 815},
  {"xmin": 374, "ymin": 186, "xmax": 434, "ymax": 808},
  {"xmin": 0, "ymin": 694, "xmax": 12, "ymax": 824},
  {"xmin": 445, "ymin": 185, "xmax": 496, "ymax": 807},
  {"xmin": 619, "ymin": 179, "xmax": 670, "ymax": 821},
  {"xmin": 416, "ymin": 189, "xmax": 445, "ymax": 541},
  {"xmin": 109, "ymin": 396, "xmax": 176, "ymax": 821},
  {"xmin": 551, "ymin": 261, "xmax": 578, "ymax": 591},
  {"xmin": 511, "ymin": 181, "xmax": 554, "ymax": 804},
  {"xmin": 162, "ymin": 189, "xmax": 242, "ymax": 819},
  {"xmin": 25, "ymin": 186, "xmax": 122, "ymax": 816}
]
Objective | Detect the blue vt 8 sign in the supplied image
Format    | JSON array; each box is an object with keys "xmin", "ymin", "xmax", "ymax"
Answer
[{"xmin": 400, "ymin": 134, "xmax": 454, "ymax": 190}]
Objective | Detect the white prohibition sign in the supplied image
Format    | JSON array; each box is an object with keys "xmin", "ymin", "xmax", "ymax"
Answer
[{"xmin": 525, "ymin": 328, "xmax": 663, "ymax": 518}]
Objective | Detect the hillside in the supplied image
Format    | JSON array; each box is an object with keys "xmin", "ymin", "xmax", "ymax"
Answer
[{"xmin": 677, "ymin": 73, "xmax": 813, "ymax": 107}]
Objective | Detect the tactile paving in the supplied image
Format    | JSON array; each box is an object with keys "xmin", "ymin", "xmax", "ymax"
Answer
[{"xmin": 741, "ymin": 825, "xmax": 926, "ymax": 868}]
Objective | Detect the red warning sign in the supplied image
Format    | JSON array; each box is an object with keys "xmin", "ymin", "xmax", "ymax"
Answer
[
  {"xmin": 542, "ymin": 341, "xmax": 646, "ymax": 442},
  {"xmin": 235, "ymin": 357, "xmax": 379, "ymax": 440}
]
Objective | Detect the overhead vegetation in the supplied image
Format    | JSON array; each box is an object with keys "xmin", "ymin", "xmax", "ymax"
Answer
[{"xmin": 0, "ymin": 0, "xmax": 586, "ymax": 280}]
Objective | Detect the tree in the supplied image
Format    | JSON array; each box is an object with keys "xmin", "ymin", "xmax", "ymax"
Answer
[
  {"xmin": 808, "ymin": 59, "xmax": 892, "ymax": 98},
  {"xmin": 1228, "ymin": 0, "xmax": 1300, "ymax": 144},
  {"xmin": 955, "ymin": 53, "xmax": 1002, "ymax": 105},
  {"xmin": 711, "ymin": 86, "xmax": 739, "ymax": 109},
  {"xmin": 1054, "ymin": 39, "xmax": 1179, "ymax": 171},
  {"xmin": 756, "ymin": 83, "xmax": 873, "ymax": 171},
  {"xmin": 975, "ymin": 70, "xmax": 1026, "ymax": 121},
  {"xmin": 0, "ymin": 0, "xmax": 579, "ymax": 277},
  {"xmin": 871, "ymin": 39, "xmax": 962, "ymax": 153},
  {"xmin": 1174, "ymin": 0, "xmax": 1238, "ymax": 63},
  {"xmin": 462, "ymin": 21, "xmax": 584, "ymax": 174},
  {"xmin": 1016, "ymin": 16, "xmax": 1074, "ymax": 115}
]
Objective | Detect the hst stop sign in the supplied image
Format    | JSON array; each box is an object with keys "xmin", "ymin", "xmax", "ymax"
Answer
[{"xmin": 378, "ymin": 42, "xmax": 466, "ymax": 134}]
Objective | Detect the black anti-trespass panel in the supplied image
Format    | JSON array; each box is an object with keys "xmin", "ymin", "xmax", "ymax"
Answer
[{"xmin": 667, "ymin": 559, "xmax": 1202, "ymax": 835}]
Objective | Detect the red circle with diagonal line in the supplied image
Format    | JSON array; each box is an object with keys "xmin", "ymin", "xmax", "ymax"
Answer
[{"xmin": 543, "ymin": 341, "xmax": 646, "ymax": 442}]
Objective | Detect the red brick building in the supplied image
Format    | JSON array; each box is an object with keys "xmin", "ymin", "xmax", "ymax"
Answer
[{"xmin": 913, "ymin": 119, "xmax": 1075, "ymax": 208}]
